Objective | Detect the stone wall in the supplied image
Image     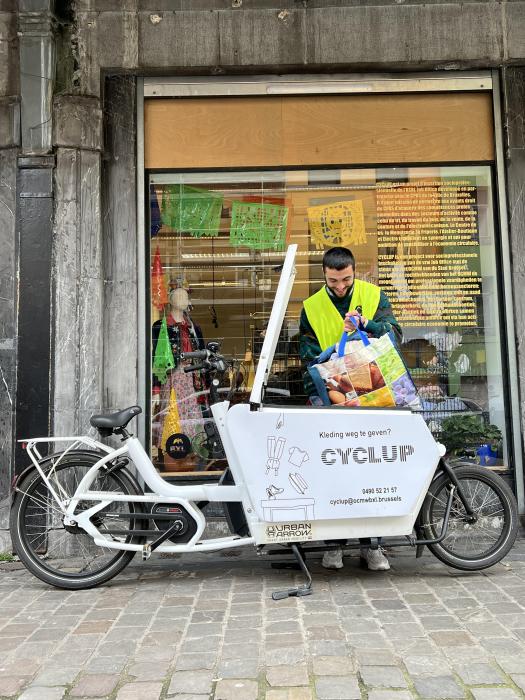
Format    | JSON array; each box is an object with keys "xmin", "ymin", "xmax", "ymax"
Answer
[
  {"xmin": 100, "ymin": 77, "xmax": 138, "ymax": 415},
  {"xmin": 52, "ymin": 95, "xmax": 104, "ymax": 437},
  {"xmin": 0, "ymin": 1, "xmax": 19, "ymax": 548},
  {"xmin": 71, "ymin": 1, "xmax": 525, "ymax": 99},
  {"xmin": 503, "ymin": 67, "xmax": 525, "ymax": 504}
]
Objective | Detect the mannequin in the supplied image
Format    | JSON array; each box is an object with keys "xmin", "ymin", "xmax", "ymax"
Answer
[
  {"xmin": 151, "ymin": 287, "xmax": 205, "ymax": 468},
  {"xmin": 152, "ymin": 287, "xmax": 204, "ymax": 373},
  {"xmin": 169, "ymin": 287, "xmax": 189, "ymax": 323}
]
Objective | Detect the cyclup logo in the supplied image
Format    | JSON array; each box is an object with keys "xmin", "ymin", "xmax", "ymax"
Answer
[{"xmin": 321, "ymin": 444, "xmax": 414, "ymax": 466}]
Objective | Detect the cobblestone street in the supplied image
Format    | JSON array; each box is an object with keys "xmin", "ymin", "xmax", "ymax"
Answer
[{"xmin": 1, "ymin": 536, "xmax": 525, "ymax": 700}]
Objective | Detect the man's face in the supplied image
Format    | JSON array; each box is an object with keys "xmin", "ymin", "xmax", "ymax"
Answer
[{"xmin": 324, "ymin": 265, "xmax": 355, "ymax": 297}]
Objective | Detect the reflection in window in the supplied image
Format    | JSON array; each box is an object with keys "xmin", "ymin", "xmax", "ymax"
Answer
[{"xmin": 148, "ymin": 166, "xmax": 509, "ymax": 481}]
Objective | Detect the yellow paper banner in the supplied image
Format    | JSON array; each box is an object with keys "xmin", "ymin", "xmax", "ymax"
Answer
[{"xmin": 308, "ymin": 200, "xmax": 366, "ymax": 250}]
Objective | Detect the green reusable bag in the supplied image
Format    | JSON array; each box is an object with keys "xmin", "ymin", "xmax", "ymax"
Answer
[{"xmin": 152, "ymin": 316, "xmax": 175, "ymax": 384}]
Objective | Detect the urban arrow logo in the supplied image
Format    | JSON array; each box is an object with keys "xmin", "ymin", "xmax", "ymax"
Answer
[
  {"xmin": 321, "ymin": 444, "xmax": 414, "ymax": 466},
  {"xmin": 266, "ymin": 523, "xmax": 313, "ymax": 540}
]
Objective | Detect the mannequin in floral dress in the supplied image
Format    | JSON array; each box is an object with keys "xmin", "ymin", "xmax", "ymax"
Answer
[{"xmin": 151, "ymin": 288, "xmax": 206, "ymax": 462}]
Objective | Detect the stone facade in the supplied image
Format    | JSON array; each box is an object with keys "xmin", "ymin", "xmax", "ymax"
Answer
[
  {"xmin": 0, "ymin": 0, "xmax": 19, "ymax": 548},
  {"xmin": 1, "ymin": 1, "xmax": 525, "ymax": 548}
]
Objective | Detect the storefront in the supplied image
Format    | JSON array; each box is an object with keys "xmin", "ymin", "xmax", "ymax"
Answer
[{"xmin": 138, "ymin": 73, "xmax": 522, "ymax": 502}]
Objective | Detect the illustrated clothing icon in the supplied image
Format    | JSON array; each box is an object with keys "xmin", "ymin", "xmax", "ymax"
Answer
[
  {"xmin": 289, "ymin": 472, "xmax": 309, "ymax": 495},
  {"xmin": 266, "ymin": 436, "xmax": 286, "ymax": 476},
  {"xmin": 288, "ymin": 447, "xmax": 309, "ymax": 468},
  {"xmin": 276, "ymin": 413, "xmax": 284, "ymax": 430},
  {"xmin": 266, "ymin": 484, "xmax": 285, "ymax": 500}
]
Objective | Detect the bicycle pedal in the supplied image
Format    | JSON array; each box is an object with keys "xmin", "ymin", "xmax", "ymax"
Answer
[{"xmin": 142, "ymin": 544, "xmax": 152, "ymax": 561}]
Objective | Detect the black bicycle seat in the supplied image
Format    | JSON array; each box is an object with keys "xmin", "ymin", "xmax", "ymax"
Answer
[{"xmin": 90, "ymin": 406, "xmax": 142, "ymax": 430}]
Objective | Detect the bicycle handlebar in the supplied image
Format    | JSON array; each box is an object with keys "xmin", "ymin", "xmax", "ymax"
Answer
[
  {"xmin": 183, "ymin": 363, "xmax": 205, "ymax": 373},
  {"xmin": 183, "ymin": 350, "xmax": 208, "ymax": 360},
  {"xmin": 182, "ymin": 345, "xmax": 227, "ymax": 382}
]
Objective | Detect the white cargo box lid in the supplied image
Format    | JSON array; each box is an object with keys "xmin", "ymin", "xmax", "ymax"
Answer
[{"xmin": 249, "ymin": 244, "xmax": 297, "ymax": 407}]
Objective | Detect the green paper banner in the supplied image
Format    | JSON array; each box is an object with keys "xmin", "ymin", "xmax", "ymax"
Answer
[
  {"xmin": 161, "ymin": 185, "xmax": 223, "ymax": 237},
  {"xmin": 230, "ymin": 201, "xmax": 288, "ymax": 250}
]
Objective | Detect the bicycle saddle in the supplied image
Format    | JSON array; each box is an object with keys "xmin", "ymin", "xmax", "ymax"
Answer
[{"xmin": 90, "ymin": 405, "xmax": 142, "ymax": 430}]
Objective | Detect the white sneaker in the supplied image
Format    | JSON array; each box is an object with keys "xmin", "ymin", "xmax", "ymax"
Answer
[
  {"xmin": 322, "ymin": 548, "xmax": 344, "ymax": 569},
  {"xmin": 361, "ymin": 546, "xmax": 390, "ymax": 571}
]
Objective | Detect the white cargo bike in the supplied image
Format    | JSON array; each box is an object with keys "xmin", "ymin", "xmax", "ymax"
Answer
[{"xmin": 10, "ymin": 245, "xmax": 519, "ymax": 599}]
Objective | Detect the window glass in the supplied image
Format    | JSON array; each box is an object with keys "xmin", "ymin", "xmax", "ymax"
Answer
[{"xmin": 148, "ymin": 166, "xmax": 509, "ymax": 480}]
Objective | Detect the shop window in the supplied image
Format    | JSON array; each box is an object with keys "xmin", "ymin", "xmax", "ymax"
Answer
[{"xmin": 148, "ymin": 165, "xmax": 509, "ymax": 481}]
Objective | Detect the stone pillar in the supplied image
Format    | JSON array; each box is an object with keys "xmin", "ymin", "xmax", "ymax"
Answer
[
  {"xmin": 52, "ymin": 95, "xmax": 104, "ymax": 436},
  {"xmin": 18, "ymin": 1, "xmax": 55, "ymax": 154},
  {"xmin": 0, "ymin": 146, "xmax": 18, "ymax": 490},
  {"xmin": 0, "ymin": 3, "xmax": 20, "ymax": 548},
  {"xmin": 101, "ymin": 76, "xmax": 138, "ymax": 413},
  {"xmin": 502, "ymin": 66, "xmax": 525, "ymax": 500}
]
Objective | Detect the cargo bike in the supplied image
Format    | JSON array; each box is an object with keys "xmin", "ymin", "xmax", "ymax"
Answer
[{"xmin": 10, "ymin": 245, "xmax": 519, "ymax": 599}]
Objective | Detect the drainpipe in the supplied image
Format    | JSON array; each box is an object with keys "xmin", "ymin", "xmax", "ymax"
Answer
[{"xmin": 15, "ymin": 0, "xmax": 57, "ymax": 469}]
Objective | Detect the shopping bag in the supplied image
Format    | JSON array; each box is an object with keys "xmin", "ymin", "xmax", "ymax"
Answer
[
  {"xmin": 152, "ymin": 315, "xmax": 175, "ymax": 384},
  {"xmin": 308, "ymin": 328, "xmax": 420, "ymax": 409},
  {"xmin": 161, "ymin": 388, "xmax": 183, "ymax": 451}
]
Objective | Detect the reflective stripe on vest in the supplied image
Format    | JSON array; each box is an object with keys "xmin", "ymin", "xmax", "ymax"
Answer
[{"xmin": 303, "ymin": 279, "xmax": 381, "ymax": 351}]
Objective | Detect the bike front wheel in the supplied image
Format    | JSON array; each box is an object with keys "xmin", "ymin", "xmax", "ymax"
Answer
[
  {"xmin": 421, "ymin": 464, "xmax": 518, "ymax": 571},
  {"xmin": 11, "ymin": 454, "xmax": 145, "ymax": 589}
]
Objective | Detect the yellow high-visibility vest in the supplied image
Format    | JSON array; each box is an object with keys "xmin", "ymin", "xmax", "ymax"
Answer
[{"xmin": 303, "ymin": 280, "xmax": 381, "ymax": 351}]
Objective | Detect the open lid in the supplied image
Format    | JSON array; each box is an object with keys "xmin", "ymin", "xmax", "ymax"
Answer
[{"xmin": 249, "ymin": 244, "xmax": 297, "ymax": 407}]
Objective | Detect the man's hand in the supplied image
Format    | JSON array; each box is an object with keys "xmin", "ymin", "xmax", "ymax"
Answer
[
  {"xmin": 307, "ymin": 395, "xmax": 325, "ymax": 407},
  {"xmin": 344, "ymin": 309, "xmax": 367, "ymax": 333}
]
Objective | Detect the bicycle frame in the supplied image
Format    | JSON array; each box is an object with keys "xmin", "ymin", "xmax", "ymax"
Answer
[
  {"xmin": 21, "ymin": 429, "xmax": 258, "ymax": 554},
  {"xmin": 21, "ymin": 401, "xmax": 452, "ymax": 561},
  {"xmin": 18, "ymin": 243, "xmax": 447, "ymax": 557}
]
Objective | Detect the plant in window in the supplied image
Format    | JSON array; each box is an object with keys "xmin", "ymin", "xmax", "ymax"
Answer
[{"xmin": 440, "ymin": 414, "xmax": 502, "ymax": 458}]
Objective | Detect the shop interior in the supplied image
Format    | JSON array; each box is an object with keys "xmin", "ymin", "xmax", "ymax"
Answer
[{"xmin": 148, "ymin": 166, "xmax": 508, "ymax": 481}]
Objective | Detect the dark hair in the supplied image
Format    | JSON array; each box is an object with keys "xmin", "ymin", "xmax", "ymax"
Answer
[{"xmin": 322, "ymin": 247, "xmax": 355, "ymax": 271}]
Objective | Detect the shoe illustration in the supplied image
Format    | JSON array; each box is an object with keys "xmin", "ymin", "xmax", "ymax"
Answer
[{"xmin": 266, "ymin": 484, "xmax": 285, "ymax": 500}]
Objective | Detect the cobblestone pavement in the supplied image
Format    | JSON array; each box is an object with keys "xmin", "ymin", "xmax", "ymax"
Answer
[{"xmin": 2, "ymin": 536, "xmax": 525, "ymax": 700}]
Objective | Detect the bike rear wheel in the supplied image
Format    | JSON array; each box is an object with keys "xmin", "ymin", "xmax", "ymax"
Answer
[
  {"xmin": 421, "ymin": 464, "xmax": 518, "ymax": 570},
  {"xmin": 11, "ymin": 454, "xmax": 145, "ymax": 589}
]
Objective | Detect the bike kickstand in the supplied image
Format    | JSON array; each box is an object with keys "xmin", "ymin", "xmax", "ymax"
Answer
[{"xmin": 272, "ymin": 544, "xmax": 314, "ymax": 601}]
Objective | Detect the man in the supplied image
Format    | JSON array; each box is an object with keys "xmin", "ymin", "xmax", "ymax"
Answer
[{"xmin": 299, "ymin": 246, "xmax": 402, "ymax": 571}]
